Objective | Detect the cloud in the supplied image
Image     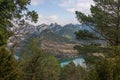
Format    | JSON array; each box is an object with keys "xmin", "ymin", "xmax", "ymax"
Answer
[
  {"xmin": 48, "ymin": 15, "xmax": 58, "ymax": 22},
  {"xmin": 31, "ymin": 0, "xmax": 44, "ymax": 6},
  {"xmin": 33, "ymin": 14, "xmax": 59, "ymax": 25},
  {"xmin": 58, "ymin": 17, "xmax": 79, "ymax": 25},
  {"xmin": 29, "ymin": 0, "xmax": 93, "ymax": 25},
  {"xmin": 31, "ymin": 14, "xmax": 79, "ymax": 26},
  {"xmin": 59, "ymin": 0, "xmax": 94, "ymax": 14}
]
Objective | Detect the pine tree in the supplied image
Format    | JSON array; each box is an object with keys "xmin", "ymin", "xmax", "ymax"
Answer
[
  {"xmin": 60, "ymin": 62, "xmax": 86, "ymax": 80},
  {"xmin": 75, "ymin": 0, "xmax": 120, "ymax": 63},
  {"xmin": 0, "ymin": 1, "xmax": 38, "ymax": 80},
  {"xmin": 0, "ymin": 47, "xmax": 20, "ymax": 80},
  {"xmin": 0, "ymin": 0, "xmax": 38, "ymax": 46},
  {"xmin": 75, "ymin": 0, "xmax": 120, "ymax": 79},
  {"xmin": 76, "ymin": 0, "xmax": 120, "ymax": 46},
  {"xmin": 19, "ymin": 39, "xmax": 61, "ymax": 80}
]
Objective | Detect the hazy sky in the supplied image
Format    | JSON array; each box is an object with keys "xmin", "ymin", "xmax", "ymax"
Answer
[{"xmin": 28, "ymin": 0, "xmax": 93, "ymax": 25}]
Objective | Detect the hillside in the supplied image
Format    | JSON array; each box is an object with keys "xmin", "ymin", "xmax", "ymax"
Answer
[
  {"xmin": 9, "ymin": 23, "xmax": 87, "ymax": 58},
  {"xmin": 39, "ymin": 29, "xmax": 71, "ymax": 43},
  {"xmin": 41, "ymin": 40, "xmax": 78, "ymax": 58},
  {"xmin": 56, "ymin": 24, "xmax": 81, "ymax": 40},
  {"xmin": 39, "ymin": 29, "xmax": 78, "ymax": 58}
]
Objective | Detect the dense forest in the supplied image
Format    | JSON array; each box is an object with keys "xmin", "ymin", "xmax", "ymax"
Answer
[{"xmin": 0, "ymin": 0, "xmax": 120, "ymax": 80}]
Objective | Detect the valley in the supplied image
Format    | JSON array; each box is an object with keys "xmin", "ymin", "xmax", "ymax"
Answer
[
  {"xmin": 41, "ymin": 40, "xmax": 78, "ymax": 58},
  {"xmin": 8, "ymin": 23, "xmax": 88, "ymax": 59},
  {"xmin": 9, "ymin": 22, "xmax": 105, "ymax": 62}
]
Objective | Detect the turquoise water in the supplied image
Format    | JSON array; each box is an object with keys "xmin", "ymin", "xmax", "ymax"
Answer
[
  {"xmin": 60, "ymin": 57, "xmax": 86, "ymax": 67},
  {"xmin": 15, "ymin": 54, "xmax": 86, "ymax": 67}
]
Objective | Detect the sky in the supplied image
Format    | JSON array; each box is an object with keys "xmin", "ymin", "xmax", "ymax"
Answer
[{"xmin": 28, "ymin": 0, "xmax": 94, "ymax": 25}]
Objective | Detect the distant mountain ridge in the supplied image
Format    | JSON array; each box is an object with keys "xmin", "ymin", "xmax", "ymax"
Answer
[
  {"xmin": 39, "ymin": 29, "xmax": 71, "ymax": 43},
  {"xmin": 56, "ymin": 24, "xmax": 81, "ymax": 40},
  {"xmin": 8, "ymin": 23, "xmax": 91, "ymax": 58},
  {"xmin": 10, "ymin": 22, "xmax": 90, "ymax": 39}
]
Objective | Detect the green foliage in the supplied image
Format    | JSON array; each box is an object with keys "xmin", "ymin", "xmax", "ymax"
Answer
[
  {"xmin": 75, "ymin": 30, "xmax": 98, "ymax": 40},
  {"xmin": 0, "ymin": 47, "xmax": 20, "ymax": 80},
  {"xmin": 95, "ymin": 58, "xmax": 116, "ymax": 80},
  {"xmin": 86, "ymin": 69, "xmax": 99, "ymax": 80},
  {"xmin": 27, "ymin": 11, "xmax": 38, "ymax": 23},
  {"xmin": 0, "ymin": 0, "xmax": 38, "ymax": 46},
  {"xmin": 75, "ymin": 0, "xmax": 120, "ymax": 79},
  {"xmin": 41, "ymin": 56, "xmax": 61, "ymax": 80},
  {"xmin": 109, "ymin": 46, "xmax": 120, "ymax": 57},
  {"xmin": 85, "ymin": 47, "xmax": 120, "ymax": 80},
  {"xmin": 19, "ymin": 39, "xmax": 61, "ymax": 80},
  {"xmin": 87, "ymin": 57, "xmax": 120, "ymax": 80},
  {"xmin": 74, "ymin": 44, "xmax": 111, "ymax": 64},
  {"xmin": 60, "ymin": 62, "xmax": 86, "ymax": 80},
  {"xmin": 76, "ymin": 0, "xmax": 120, "ymax": 46},
  {"xmin": 74, "ymin": 45, "xmax": 100, "ymax": 54},
  {"xmin": 75, "ymin": 0, "xmax": 120, "ymax": 62}
]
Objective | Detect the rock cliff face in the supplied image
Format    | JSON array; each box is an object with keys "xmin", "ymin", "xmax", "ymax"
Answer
[{"xmin": 8, "ymin": 23, "xmax": 86, "ymax": 58}]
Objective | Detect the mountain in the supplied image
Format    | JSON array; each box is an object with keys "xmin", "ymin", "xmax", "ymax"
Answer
[
  {"xmin": 10, "ymin": 23, "xmax": 37, "ymax": 35},
  {"xmin": 8, "ymin": 23, "xmax": 92, "ymax": 58},
  {"xmin": 36, "ymin": 24, "xmax": 48, "ymax": 33},
  {"xmin": 39, "ymin": 29, "xmax": 78, "ymax": 58},
  {"xmin": 10, "ymin": 23, "xmax": 86, "ymax": 42},
  {"xmin": 56, "ymin": 24, "xmax": 81, "ymax": 40},
  {"xmin": 39, "ymin": 29, "xmax": 71, "ymax": 43},
  {"xmin": 13, "ymin": 29, "xmax": 78, "ymax": 58},
  {"xmin": 49, "ymin": 23, "xmax": 62, "ymax": 33}
]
